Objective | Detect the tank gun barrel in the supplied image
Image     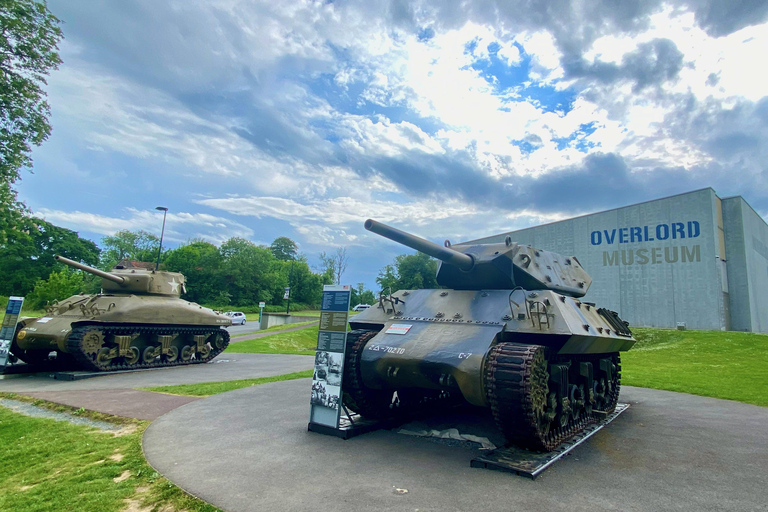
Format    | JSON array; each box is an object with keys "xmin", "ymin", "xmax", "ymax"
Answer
[
  {"xmin": 54, "ymin": 255, "xmax": 126, "ymax": 285},
  {"xmin": 364, "ymin": 219, "xmax": 474, "ymax": 271}
]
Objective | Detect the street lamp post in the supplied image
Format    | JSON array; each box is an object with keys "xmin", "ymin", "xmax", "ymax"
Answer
[
  {"xmin": 155, "ymin": 207, "xmax": 168, "ymax": 270},
  {"xmin": 286, "ymin": 257, "xmax": 294, "ymax": 315}
]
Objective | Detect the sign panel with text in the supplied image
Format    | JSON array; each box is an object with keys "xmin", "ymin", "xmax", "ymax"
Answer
[
  {"xmin": 309, "ymin": 284, "xmax": 351, "ymax": 429},
  {"xmin": 0, "ymin": 297, "xmax": 24, "ymax": 369}
]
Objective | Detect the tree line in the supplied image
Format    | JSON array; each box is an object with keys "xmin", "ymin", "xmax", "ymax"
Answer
[{"xmin": 0, "ymin": 221, "xmax": 439, "ymax": 311}]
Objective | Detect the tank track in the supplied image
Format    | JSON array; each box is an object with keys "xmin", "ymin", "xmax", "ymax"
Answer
[
  {"xmin": 485, "ymin": 342, "xmax": 620, "ymax": 451},
  {"xmin": 66, "ymin": 324, "xmax": 230, "ymax": 372},
  {"xmin": 342, "ymin": 329, "xmax": 458, "ymax": 419}
]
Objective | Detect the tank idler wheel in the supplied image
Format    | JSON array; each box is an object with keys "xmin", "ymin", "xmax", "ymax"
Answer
[
  {"xmin": 211, "ymin": 332, "xmax": 228, "ymax": 351},
  {"xmin": 165, "ymin": 346, "xmax": 179, "ymax": 363},
  {"xmin": 180, "ymin": 345, "xmax": 194, "ymax": 362},
  {"xmin": 124, "ymin": 346, "xmax": 140, "ymax": 365},
  {"xmin": 142, "ymin": 346, "xmax": 158, "ymax": 363}
]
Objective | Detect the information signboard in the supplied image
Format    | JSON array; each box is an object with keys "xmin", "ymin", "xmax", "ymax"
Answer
[
  {"xmin": 309, "ymin": 284, "xmax": 351, "ymax": 428},
  {"xmin": 0, "ymin": 297, "xmax": 24, "ymax": 369}
]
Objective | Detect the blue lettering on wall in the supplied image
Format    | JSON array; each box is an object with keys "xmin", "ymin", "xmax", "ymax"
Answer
[{"xmin": 590, "ymin": 220, "xmax": 702, "ymax": 245}]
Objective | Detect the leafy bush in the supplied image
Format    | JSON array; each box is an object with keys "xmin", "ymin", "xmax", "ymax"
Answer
[{"xmin": 26, "ymin": 269, "xmax": 85, "ymax": 309}]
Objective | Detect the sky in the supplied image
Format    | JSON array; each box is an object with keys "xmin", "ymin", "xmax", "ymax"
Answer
[{"xmin": 18, "ymin": 0, "xmax": 768, "ymax": 292}]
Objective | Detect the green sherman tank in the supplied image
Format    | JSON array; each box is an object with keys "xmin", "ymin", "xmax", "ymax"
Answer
[
  {"xmin": 11, "ymin": 255, "xmax": 231, "ymax": 371},
  {"xmin": 345, "ymin": 219, "xmax": 636, "ymax": 451}
]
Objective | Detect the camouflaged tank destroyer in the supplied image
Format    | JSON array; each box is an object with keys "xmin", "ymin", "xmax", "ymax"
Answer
[
  {"xmin": 345, "ymin": 219, "xmax": 635, "ymax": 451},
  {"xmin": 11, "ymin": 255, "xmax": 231, "ymax": 371}
]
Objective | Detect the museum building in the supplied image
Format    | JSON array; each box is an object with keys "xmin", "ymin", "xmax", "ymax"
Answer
[{"xmin": 471, "ymin": 188, "xmax": 768, "ymax": 332}]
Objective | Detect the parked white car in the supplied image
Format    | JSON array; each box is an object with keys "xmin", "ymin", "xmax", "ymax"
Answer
[
  {"xmin": 352, "ymin": 304, "xmax": 371, "ymax": 311},
  {"xmin": 225, "ymin": 311, "xmax": 247, "ymax": 325}
]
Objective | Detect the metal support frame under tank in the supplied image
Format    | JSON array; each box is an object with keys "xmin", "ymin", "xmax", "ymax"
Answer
[{"xmin": 470, "ymin": 403, "xmax": 630, "ymax": 479}]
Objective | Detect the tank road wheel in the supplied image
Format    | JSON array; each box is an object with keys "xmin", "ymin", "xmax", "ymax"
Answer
[
  {"xmin": 96, "ymin": 347, "xmax": 113, "ymax": 366},
  {"xmin": 165, "ymin": 346, "xmax": 179, "ymax": 363},
  {"xmin": 124, "ymin": 346, "xmax": 140, "ymax": 365},
  {"xmin": 142, "ymin": 346, "xmax": 158, "ymax": 364},
  {"xmin": 180, "ymin": 345, "xmax": 194, "ymax": 362},
  {"xmin": 197, "ymin": 344, "xmax": 211, "ymax": 361},
  {"xmin": 593, "ymin": 354, "xmax": 621, "ymax": 414},
  {"xmin": 342, "ymin": 329, "xmax": 403, "ymax": 420}
]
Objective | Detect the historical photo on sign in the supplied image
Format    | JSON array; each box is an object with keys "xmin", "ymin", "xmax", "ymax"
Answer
[
  {"xmin": 314, "ymin": 351, "xmax": 343, "ymax": 386},
  {"xmin": 310, "ymin": 378, "xmax": 340, "ymax": 410}
]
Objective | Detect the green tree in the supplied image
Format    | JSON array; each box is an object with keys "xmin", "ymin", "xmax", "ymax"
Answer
[
  {"xmin": 376, "ymin": 253, "xmax": 438, "ymax": 293},
  {"xmin": 351, "ymin": 282, "xmax": 375, "ymax": 306},
  {"xmin": 284, "ymin": 256, "xmax": 323, "ymax": 307},
  {"xmin": 26, "ymin": 267, "xmax": 84, "ymax": 309},
  {"xmin": 162, "ymin": 240, "xmax": 222, "ymax": 304},
  {"xmin": 0, "ymin": 217, "xmax": 99, "ymax": 296},
  {"xmin": 269, "ymin": 236, "xmax": 298, "ymax": 261},
  {"xmin": 0, "ymin": 0, "xmax": 63, "ymax": 242},
  {"xmin": 99, "ymin": 230, "xmax": 159, "ymax": 268},
  {"xmin": 396, "ymin": 252, "xmax": 438, "ymax": 289},
  {"xmin": 220, "ymin": 237, "xmax": 279, "ymax": 306},
  {"xmin": 376, "ymin": 264, "xmax": 399, "ymax": 293}
]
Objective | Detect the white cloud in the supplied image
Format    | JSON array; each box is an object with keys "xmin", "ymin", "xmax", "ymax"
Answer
[
  {"xmin": 35, "ymin": 208, "xmax": 253, "ymax": 245},
  {"xmin": 197, "ymin": 194, "xmax": 565, "ymax": 247}
]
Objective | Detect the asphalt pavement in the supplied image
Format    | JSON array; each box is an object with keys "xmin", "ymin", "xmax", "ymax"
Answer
[
  {"xmin": 144, "ymin": 382, "xmax": 768, "ymax": 512},
  {"xmin": 0, "ymin": 353, "xmax": 314, "ymax": 392},
  {"xmin": 0, "ymin": 353, "xmax": 314, "ymax": 419}
]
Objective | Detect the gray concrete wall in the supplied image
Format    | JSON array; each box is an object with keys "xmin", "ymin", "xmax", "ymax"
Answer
[
  {"xmin": 260, "ymin": 313, "xmax": 317, "ymax": 330},
  {"xmin": 722, "ymin": 198, "xmax": 751, "ymax": 331},
  {"xmin": 723, "ymin": 197, "xmax": 768, "ymax": 332},
  {"xmin": 473, "ymin": 189, "xmax": 724, "ymax": 330}
]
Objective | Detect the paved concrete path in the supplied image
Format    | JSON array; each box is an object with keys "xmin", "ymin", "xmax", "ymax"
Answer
[
  {"xmin": 0, "ymin": 353, "xmax": 314, "ymax": 419},
  {"xmin": 0, "ymin": 354, "xmax": 314, "ymax": 392},
  {"xmin": 21, "ymin": 389, "xmax": 200, "ymax": 420},
  {"xmin": 145, "ymin": 382, "xmax": 767, "ymax": 512}
]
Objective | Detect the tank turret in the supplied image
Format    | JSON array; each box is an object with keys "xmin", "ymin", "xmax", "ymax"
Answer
[
  {"xmin": 55, "ymin": 255, "xmax": 186, "ymax": 297},
  {"xmin": 364, "ymin": 219, "xmax": 591, "ymax": 296}
]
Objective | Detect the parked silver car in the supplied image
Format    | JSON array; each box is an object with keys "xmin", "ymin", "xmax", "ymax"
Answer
[{"xmin": 225, "ymin": 311, "xmax": 247, "ymax": 325}]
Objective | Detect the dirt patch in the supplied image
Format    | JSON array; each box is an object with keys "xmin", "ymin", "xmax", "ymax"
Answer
[
  {"xmin": 112, "ymin": 424, "xmax": 139, "ymax": 437},
  {"xmin": 123, "ymin": 498, "xmax": 152, "ymax": 512},
  {"xmin": 19, "ymin": 485, "xmax": 35, "ymax": 491},
  {"xmin": 113, "ymin": 470, "xmax": 131, "ymax": 483},
  {"xmin": 109, "ymin": 452, "xmax": 124, "ymax": 462}
]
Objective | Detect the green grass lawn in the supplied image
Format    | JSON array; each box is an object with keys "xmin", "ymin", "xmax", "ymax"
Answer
[
  {"xmin": 233, "ymin": 320, "xmax": 317, "ymax": 336},
  {"xmin": 622, "ymin": 327, "xmax": 768, "ymax": 406},
  {"xmin": 0, "ymin": 402, "xmax": 218, "ymax": 512},
  {"xmin": 226, "ymin": 325, "xmax": 320, "ymax": 355},
  {"xmin": 141, "ymin": 370, "xmax": 313, "ymax": 397}
]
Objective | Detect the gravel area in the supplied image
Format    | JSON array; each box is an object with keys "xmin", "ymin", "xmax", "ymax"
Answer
[{"xmin": 0, "ymin": 398, "xmax": 123, "ymax": 432}]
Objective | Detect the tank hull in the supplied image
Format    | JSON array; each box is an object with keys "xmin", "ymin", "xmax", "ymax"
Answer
[
  {"xmin": 345, "ymin": 288, "xmax": 634, "ymax": 450},
  {"xmin": 12, "ymin": 293, "xmax": 231, "ymax": 371}
]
